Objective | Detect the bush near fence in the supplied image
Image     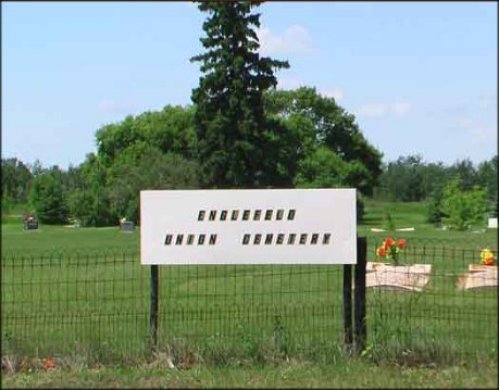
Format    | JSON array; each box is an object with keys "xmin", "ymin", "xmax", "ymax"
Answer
[{"xmin": 1, "ymin": 239, "xmax": 497, "ymax": 367}]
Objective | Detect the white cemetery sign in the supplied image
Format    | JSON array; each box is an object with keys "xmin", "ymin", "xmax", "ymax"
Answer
[{"xmin": 140, "ymin": 188, "xmax": 357, "ymax": 265}]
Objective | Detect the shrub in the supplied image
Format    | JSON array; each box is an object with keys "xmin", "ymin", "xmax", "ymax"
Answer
[{"xmin": 441, "ymin": 178, "xmax": 488, "ymax": 230}]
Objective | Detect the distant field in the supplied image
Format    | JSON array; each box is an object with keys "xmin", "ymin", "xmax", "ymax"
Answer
[
  {"xmin": 1, "ymin": 220, "xmax": 139, "ymax": 254},
  {"xmin": 3, "ymin": 200, "xmax": 497, "ymax": 253},
  {"xmin": 362, "ymin": 199, "xmax": 430, "ymax": 228}
]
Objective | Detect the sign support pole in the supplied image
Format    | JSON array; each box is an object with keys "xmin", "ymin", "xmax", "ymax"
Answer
[
  {"xmin": 354, "ymin": 236, "xmax": 367, "ymax": 354},
  {"xmin": 343, "ymin": 262, "xmax": 353, "ymax": 352},
  {"xmin": 150, "ymin": 264, "xmax": 159, "ymax": 351}
]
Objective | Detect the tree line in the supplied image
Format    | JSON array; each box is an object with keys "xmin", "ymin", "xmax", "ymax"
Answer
[
  {"xmin": 375, "ymin": 154, "xmax": 497, "ymax": 204},
  {"xmin": 2, "ymin": 136, "xmax": 496, "ymax": 227},
  {"xmin": 2, "ymin": 3, "xmax": 496, "ymax": 229},
  {"xmin": 374, "ymin": 154, "xmax": 497, "ymax": 226}
]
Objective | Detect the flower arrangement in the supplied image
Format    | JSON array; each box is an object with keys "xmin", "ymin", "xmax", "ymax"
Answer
[
  {"xmin": 375, "ymin": 237, "xmax": 406, "ymax": 266},
  {"xmin": 480, "ymin": 248, "xmax": 495, "ymax": 266}
]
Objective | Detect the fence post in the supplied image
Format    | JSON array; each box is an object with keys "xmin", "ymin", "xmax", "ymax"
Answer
[
  {"xmin": 354, "ymin": 236, "xmax": 367, "ymax": 354},
  {"xmin": 343, "ymin": 263, "xmax": 353, "ymax": 351},
  {"xmin": 150, "ymin": 264, "xmax": 159, "ymax": 351}
]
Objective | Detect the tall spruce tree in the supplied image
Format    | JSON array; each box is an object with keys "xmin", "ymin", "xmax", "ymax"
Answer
[{"xmin": 191, "ymin": 2, "xmax": 290, "ymax": 188}]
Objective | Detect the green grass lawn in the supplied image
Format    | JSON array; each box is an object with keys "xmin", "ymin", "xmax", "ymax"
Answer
[
  {"xmin": 2, "ymin": 361, "xmax": 497, "ymax": 389},
  {"xmin": 2, "ymin": 200, "xmax": 497, "ymax": 387},
  {"xmin": 1, "ymin": 221, "xmax": 139, "ymax": 254}
]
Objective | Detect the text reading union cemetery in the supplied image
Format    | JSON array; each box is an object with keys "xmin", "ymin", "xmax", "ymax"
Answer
[{"xmin": 140, "ymin": 188, "xmax": 357, "ymax": 265}]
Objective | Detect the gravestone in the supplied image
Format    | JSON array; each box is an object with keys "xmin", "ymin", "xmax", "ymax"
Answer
[
  {"xmin": 364, "ymin": 262, "xmax": 432, "ymax": 292},
  {"xmin": 24, "ymin": 216, "xmax": 38, "ymax": 230},
  {"xmin": 121, "ymin": 221, "xmax": 135, "ymax": 232},
  {"xmin": 457, "ymin": 265, "xmax": 497, "ymax": 290}
]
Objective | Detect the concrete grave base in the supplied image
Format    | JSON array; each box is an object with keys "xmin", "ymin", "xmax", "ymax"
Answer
[
  {"xmin": 364, "ymin": 262, "xmax": 432, "ymax": 292},
  {"xmin": 457, "ymin": 265, "xmax": 497, "ymax": 291}
]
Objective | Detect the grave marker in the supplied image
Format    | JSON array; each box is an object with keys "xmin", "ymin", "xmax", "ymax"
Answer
[
  {"xmin": 121, "ymin": 221, "xmax": 135, "ymax": 232},
  {"xmin": 457, "ymin": 265, "xmax": 497, "ymax": 290},
  {"xmin": 364, "ymin": 263, "xmax": 432, "ymax": 292},
  {"xmin": 23, "ymin": 216, "xmax": 38, "ymax": 230}
]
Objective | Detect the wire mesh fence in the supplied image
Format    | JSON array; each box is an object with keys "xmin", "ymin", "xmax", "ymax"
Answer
[{"xmin": 1, "ymin": 239, "xmax": 497, "ymax": 366}]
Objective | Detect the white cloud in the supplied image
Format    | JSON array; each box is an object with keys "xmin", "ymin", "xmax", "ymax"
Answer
[
  {"xmin": 276, "ymin": 77, "xmax": 305, "ymax": 90},
  {"xmin": 391, "ymin": 101, "xmax": 412, "ymax": 115},
  {"xmin": 97, "ymin": 99, "xmax": 134, "ymax": 115},
  {"xmin": 469, "ymin": 126, "xmax": 495, "ymax": 146},
  {"xmin": 454, "ymin": 118, "xmax": 497, "ymax": 146},
  {"xmin": 454, "ymin": 118, "xmax": 473, "ymax": 129},
  {"xmin": 478, "ymin": 95, "xmax": 497, "ymax": 111},
  {"xmin": 356, "ymin": 103, "xmax": 388, "ymax": 118},
  {"xmin": 321, "ymin": 88, "xmax": 344, "ymax": 102},
  {"xmin": 356, "ymin": 101, "xmax": 412, "ymax": 118},
  {"xmin": 257, "ymin": 24, "xmax": 312, "ymax": 55}
]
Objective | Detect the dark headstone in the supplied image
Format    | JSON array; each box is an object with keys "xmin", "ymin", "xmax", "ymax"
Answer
[
  {"xmin": 121, "ymin": 221, "xmax": 135, "ymax": 232},
  {"xmin": 24, "ymin": 217, "xmax": 38, "ymax": 230}
]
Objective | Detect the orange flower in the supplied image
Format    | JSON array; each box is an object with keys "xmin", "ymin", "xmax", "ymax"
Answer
[
  {"xmin": 397, "ymin": 239, "xmax": 406, "ymax": 250},
  {"xmin": 484, "ymin": 257, "xmax": 495, "ymax": 266},
  {"xmin": 376, "ymin": 246, "xmax": 387, "ymax": 257},
  {"xmin": 384, "ymin": 237, "xmax": 395, "ymax": 250},
  {"xmin": 43, "ymin": 358, "xmax": 56, "ymax": 369}
]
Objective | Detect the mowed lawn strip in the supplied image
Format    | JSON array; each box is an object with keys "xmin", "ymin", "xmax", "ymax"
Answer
[{"xmin": 2, "ymin": 361, "xmax": 498, "ymax": 389}]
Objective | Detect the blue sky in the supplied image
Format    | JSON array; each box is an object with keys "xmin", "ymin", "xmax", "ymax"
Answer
[{"xmin": 2, "ymin": 1, "xmax": 497, "ymax": 170}]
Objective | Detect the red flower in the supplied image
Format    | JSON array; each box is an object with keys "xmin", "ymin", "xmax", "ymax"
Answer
[
  {"xmin": 384, "ymin": 237, "xmax": 395, "ymax": 250},
  {"xmin": 484, "ymin": 257, "xmax": 495, "ymax": 266},
  {"xmin": 397, "ymin": 239, "xmax": 406, "ymax": 250},
  {"xmin": 43, "ymin": 358, "xmax": 56, "ymax": 370}
]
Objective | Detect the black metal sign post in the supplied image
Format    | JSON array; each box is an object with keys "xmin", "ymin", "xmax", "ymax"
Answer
[
  {"xmin": 150, "ymin": 264, "xmax": 159, "ymax": 351},
  {"xmin": 343, "ymin": 262, "xmax": 353, "ymax": 352},
  {"xmin": 343, "ymin": 236, "xmax": 367, "ymax": 354},
  {"xmin": 354, "ymin": 236, "xmax": 367, "ymax": 354}
]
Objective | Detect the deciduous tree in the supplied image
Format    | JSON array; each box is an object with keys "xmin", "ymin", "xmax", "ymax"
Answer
[
  {"xmin": 265, "ymin": 87, "xmax": 383, "ymax": 196},
  {"xmin": 29, "ymin": 167, "xmax": 69, "ymax": 224},
  {"xmin": 107, "ymin": 148, "xmax": 199, "ymax": 223},
  {"xmin": 441, "ymin": 178, "xmax": 488, "ymax": 230}
]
